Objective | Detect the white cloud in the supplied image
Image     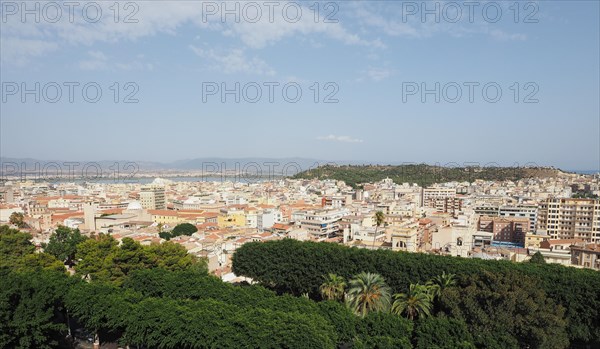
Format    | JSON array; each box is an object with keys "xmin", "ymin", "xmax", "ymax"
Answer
[
  {"xmin": 317, "ymin": 135, "xmax": 364, "ymax": 143},
  {"xmin": 189, "ymin": 46, "xmax": 275, "ymax": 76},
  {"xmin": 78, "ymin": 50, "xmax": 153, "ymax": 71},
  {"xmin": 490, "ymin": 30, "xmax": 527, "ymax": 41},
  {"xmin": 0, "ymin": 38, "xmax": 58, "ymax": 66},
  {"xmin": 1, "ymin": 1, "xmax": 381, "ymax": 66},
  {"xmin": 353, "ymin": 6, "xmax": 421, "ymax": 38},
  {"xmin": 366, "ymin": 67, "xmax": 393, "ymax": 81},
  {"xmin": 78, "ymin": 50, "xmax": 109, "ymax": 70}
]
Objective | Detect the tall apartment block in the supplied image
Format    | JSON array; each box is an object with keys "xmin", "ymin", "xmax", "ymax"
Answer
[
  {"xmin": 537, "ymin": 198, "xmax": 600, "ymax": 242},
  {"xmin": 140, "ymin": 185, "xmax": 166, "ymax": 210}
]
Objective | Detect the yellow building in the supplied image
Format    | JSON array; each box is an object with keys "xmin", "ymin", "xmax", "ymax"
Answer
[
  {"xmin": 217, "ymin": 209, "xmax": 247, "ymax": 228},
  {"xmin": 148, "ymin": 210, "xmax": 187, "ymax": 225},
  {"xmin": 525, "ymin": 232, "xmax": 547, "ymax": 248}
]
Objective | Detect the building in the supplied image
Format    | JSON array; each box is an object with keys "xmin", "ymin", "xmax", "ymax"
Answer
[
  {"xmin": 525, "ymin": 231, "xmax": 548, "ymax": 248},
  {"xmin": 217, "ymin": 208, "xmax": 247, "ymax": 228},
  {"xmin": 475, "ymin": 204, "xmax": 538, "ymax": 232},
  {"xmin": 478, "ymin": 216, "xmax": 530, "ymax": 245},
  {"xmin": 499, "ymin": 205, "xmax": 538, "ymax": 232},
  {"xmin": 570, "ymin": 243, "xmax": 600, "ymax": 270},
  {"xmin": 533, "ymin": 239, "xmax": 583, "ymax": 266},
  {"xmin": 0, "ymin": 184, "xmax": 15, "ymax": 203},
  {"xmin": 421, "ymin": 187, "xmax": 456, "ymax": 207},
  {"xmin": 432, "ymin": 197, "xmax": 462, "ymax": 216},
  {"xmin": 474, "ymin": 205, "xmax": 500, "ymax": 217},
  {"xmin": 390, "ymin": 228, "xmax": 418, "ymax": 252},
  {"xmin": 537, "ymin": 198, "xmax": 600, "ymax": 242},
  {"xmin": 257, "ymin": 209, "xmax": 282, "ymax": 230},
  {"xmin": 344, "ymin": 224, "xmax": 386, "ymax": 244},
  {"xmin": 301, "ymin": 209, "xmax": 346, "ymax": 239},
  {"xmin": 149, "ymin": 209, "xmax": 185, "ymax": 225},
  {"xmin": 140, "ymin": 185, "xmax": 166, "ymax": 210},
  {"xmin": 322, "ymin": 195, "xmax": 351, "ymax": 208}
]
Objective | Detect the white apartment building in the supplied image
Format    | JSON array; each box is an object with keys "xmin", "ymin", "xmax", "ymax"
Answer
[
  {"xmin": 245, "ymin": 211, "xmax": 258, "ymax": 228},
  {"xmin": 421, "ymin": 187, "xmax": 456, "ymax": 207},
  {"xmin": 257, "ymin": 209, "xmax": 282, "ymax": 230},
  {"xmin": 301, "ymin": 208, "xmax": 348, "ymax": 239}
]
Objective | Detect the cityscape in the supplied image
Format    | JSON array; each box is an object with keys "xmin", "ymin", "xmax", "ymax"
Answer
[
  {"xmin": 1, "ymin": 1, "xmax": 599, "ymax": 349},
  {"xmin": 2, "ymin": 164, "xmax": 600, "ymax": 273}
]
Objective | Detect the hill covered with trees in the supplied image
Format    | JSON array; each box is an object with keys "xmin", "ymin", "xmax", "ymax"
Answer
[{"xmin": 292, "ymin": 164, "xmax": 566, "ymax": 188}]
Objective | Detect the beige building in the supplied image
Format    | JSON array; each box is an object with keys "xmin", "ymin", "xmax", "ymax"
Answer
[
  {"xmin": 390, "ymin": 227, "xmax": 418, "ymax": 252},
  {"xmin": 570, "ymin": 243, "xmax": 600, "ymax": 270},
  {"xmin": 532, "ymin": 239, "xmax": 583, "ymax": 266},
  {"xmin": 140, "ymin": 185, "xmax": 166, "ymax": 210},
  {"xmin": 421, "ymin": 187, "xmax": 456, "ymax": 207},
  {"xmin": 525, "ymin": 232, "xmax": 548, "ymax": 248},
  {"xmin": 537, "ymin": 198, "xmax": 600, "ymax": 242}
]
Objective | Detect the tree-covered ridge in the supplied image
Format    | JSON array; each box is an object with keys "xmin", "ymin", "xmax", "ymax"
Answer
[
  {"xmin": 232, "ymin": 239, "xmax": 600, "ymax": 347},
  {"xmin": 292, "ymin": 164, "xmax": 565, "ymax": 187}
]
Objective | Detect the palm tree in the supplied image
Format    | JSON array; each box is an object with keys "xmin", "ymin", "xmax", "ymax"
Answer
[
  {"xmin": 430, "ymin": 272, "xmax": 457, "ymax": 297},
  {"xmin": 345, "ymin": 272, "xmax": 391, "ymax": 317},
  {"xmin": 372, "ymin": 211, "xmax": 385, "ymax": 248},
  {"xmin": 392, "ymin": 283, "xmax": 433, "ymax": 320},
  {"xmin": 320, "ymin": 273, "xmax": 346, "ymax": 301}
]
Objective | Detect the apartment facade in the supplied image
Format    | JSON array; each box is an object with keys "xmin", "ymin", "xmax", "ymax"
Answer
[
  {"xmin": 301, "ymin": 209, "xmax": 347, "ymax": 239},
  {"xmin": 475, "ymin": 204, "xmax": 538, "ymax": 232},
  {"xmin": 570, "ymin": 243, "xmax": 600, "ymax": 270},
  {"xmin": 140, "ymin": 186, "xmax": 166, "ymax": 210},
  {"xmin": 478, "ymin": 216, "xmax": 530, "ymax": 245},
  {"xmin": 499, "ymin": 205, "xmax": 538, "ymax": 232},
  {"xmin": 537, "ymin": 198, "xmax": 600, "ymax": 242},
  {"xmin": 421, "ymin": 187, "xmax": 456, "ymax": 207}
]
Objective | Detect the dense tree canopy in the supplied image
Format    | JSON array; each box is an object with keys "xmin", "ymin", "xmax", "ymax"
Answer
[
  {"xmin": 9, "ymin": 212, "xmax": 26, "ymax": 228},
  {"xmin": 2, "ymin": 225, "xmax": 596, "ymax": 348},
  {"xmin": 0, "ymin": 270, "xmax": 72, "ymax": 349},
  {"xmin": 529, "ymin": 251, "xmax": 546, "ymax": 264},
  {"xmin": 44, "ymin": 226, "xmax": 88, "ymax": 266},
  {"xmin": 160, "ymin": 222, "xmax": 198, "ymax": 240},
  {"xmin": 412, "ymin": 316, "xmax": 475, "ymax": 349},
  {"xmin": 292, "ymin": 164, "xmax": 563, "ymax": 188},
  {"xmin": 75, "ymin": 234, "xmax": 205, "ymax": 283},
  {"xmin": 440, "ymin": 271, "xmax": 569, "ymax": 349},
  {"xmin": 232, "ymin": 239, "xmax": 600, "ymax": 346},
  {"xmin": 0, "ymin": 225, "xmax": 64, "ymax": 273}
]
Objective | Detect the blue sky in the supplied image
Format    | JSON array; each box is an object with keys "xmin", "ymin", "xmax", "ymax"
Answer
[{"xmin": 1, "ymin": 0, "xmax": 599, "ymax": 170}]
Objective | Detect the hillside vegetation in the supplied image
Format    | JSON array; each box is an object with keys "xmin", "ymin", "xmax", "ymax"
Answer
[
  {"xmin": 232, "ymin": 239, "xmax": 600, "ymax": 348},
  {"xmin": 292, "ymin": 164, "xmax": 565, "ymax": 187}
]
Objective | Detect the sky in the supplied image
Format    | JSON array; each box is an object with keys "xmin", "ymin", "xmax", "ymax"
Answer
[{"xmin": 1, "ymin": 0, "xmax": 599, "ymax": 170}]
